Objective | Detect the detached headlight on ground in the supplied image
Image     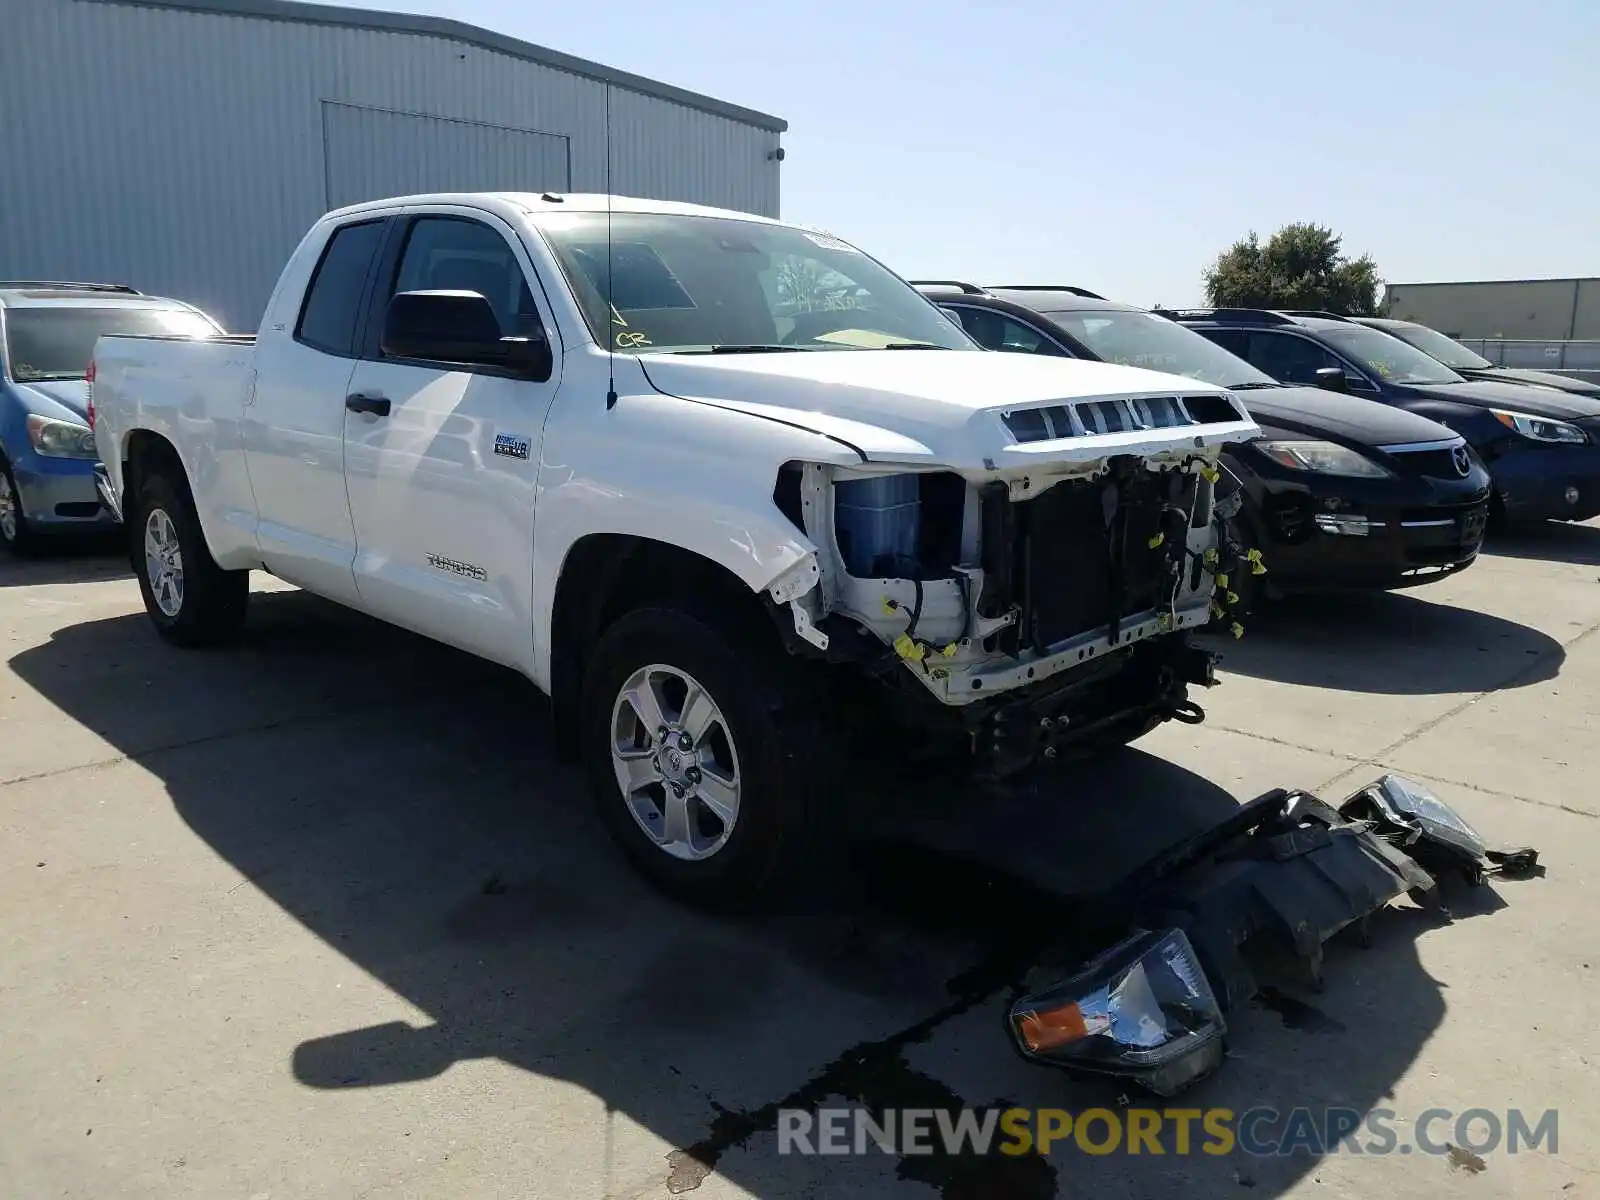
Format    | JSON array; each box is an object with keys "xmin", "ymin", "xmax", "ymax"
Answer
[
  {"xmin": 1256, "ymin": 439, "xmax": 1391, "ymax": 477},
  {"xmin": 26, "ymin": 413, "xmax": 98, "ymax": 460},
  {"xmin": 1008, "ymin": 928, "xmax": 1225, "ymax": 1096},
  {"xmin": 1490, "ymin": 409, "xmax": 1587, "ymax": 445},
  {"xmin": 1345, "ymin": 773, "xmax": 1487, "ymax": 860}
]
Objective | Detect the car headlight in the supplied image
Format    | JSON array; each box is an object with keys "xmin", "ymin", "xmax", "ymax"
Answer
[
  {"xmin": 1256, "ymin": 439, "xmax": 1391, "ymax": 477},
  {"xmin": 1490, "ymin": 409, "xmax": 1587, "ymax": 444},
  {"xmin": 26, "ymin": 413, "xmax": 99, "ymax": 460},
  {"xmin": 1007, "ymin": 927, "xmax": 1226, "ymax": 1096},
  {"xmin": 1349, "ymin": 773, "xmax": 1487, "ymax": 861}
]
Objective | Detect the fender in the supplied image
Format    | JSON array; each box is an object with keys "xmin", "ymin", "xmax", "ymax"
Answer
[{"xmin": 529, "ymin": 389, "xmax": 863, "ymax": 690}]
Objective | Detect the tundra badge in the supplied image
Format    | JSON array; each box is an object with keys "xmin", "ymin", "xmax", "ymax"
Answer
[{"xmin": 426, "ymin": 553, "xmax": 488, "ymax": 582}]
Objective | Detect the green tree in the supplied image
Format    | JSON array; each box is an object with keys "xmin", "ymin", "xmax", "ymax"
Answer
[{"xmin": 1202, "ymin": 223, "xmax": 1381, "ymax": 315}]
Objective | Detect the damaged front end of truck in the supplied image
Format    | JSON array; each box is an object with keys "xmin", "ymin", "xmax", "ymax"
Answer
[
  {"xmin": 1005, "ymin": 774, "xmax": 1541, "ymax": 1096},
  {"xmin": 763, "ymin": 387, "xmax": 1262, "ymax": 775}
]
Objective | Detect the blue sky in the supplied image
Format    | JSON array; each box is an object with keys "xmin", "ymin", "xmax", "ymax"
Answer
[{"xmin": 326, "ymin": 0, "xmax": 1598, "ymax": 305}]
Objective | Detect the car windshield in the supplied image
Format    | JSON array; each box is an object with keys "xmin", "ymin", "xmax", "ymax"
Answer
[
  {"xmin": 534, "ymin": 211, "xmax": 976, "ymax": 354},
  {"xmin": 4, "ymin": 306, "xmax": 220, "ymax": 381},
  {"xmin": 1045, "ymin": 308, "xmax": 1278, "ymax": 388},
  {"xmin": 1381, "ymin": 322, "xmax": 1494, "ymax": 371},
  {"xmin": 1321, "ymin": 325, "xmax": 1466, "ymax": 385}
]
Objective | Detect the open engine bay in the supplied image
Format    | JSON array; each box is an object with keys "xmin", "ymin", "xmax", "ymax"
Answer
[{"xmin": 768, "ymin": 438, "xmax": 1261, "ymax": 775}]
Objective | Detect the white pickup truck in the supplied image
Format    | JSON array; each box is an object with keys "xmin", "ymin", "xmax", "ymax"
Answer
[{"xmin": 90, "ymin": 191, "xmax": 1260, "ymax": 905}]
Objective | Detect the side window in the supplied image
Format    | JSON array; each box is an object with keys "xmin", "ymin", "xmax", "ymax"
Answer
[
  {"xmin": 951, "ymin": 308, "xmax": 1065, "ymax": 355},
  {"xmin": 1198, "ymin": 327, "xmax": 1250, "ymax": 357},
  {"xmin": 382, "ymin": 216, "xmax": 543, "ymax": 351},
  {"xmin": 294, "ymin": 220, "xmax": 386, "ymax": 356},
  {"xmin": 1246, "ymin": 331, "xmax": 1345, "ymax": 386}
]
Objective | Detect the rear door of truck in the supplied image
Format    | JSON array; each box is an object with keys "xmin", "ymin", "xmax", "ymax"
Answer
[{"xmin": 245, "ymin": 216, "xmax": 388, "ymax": 605}]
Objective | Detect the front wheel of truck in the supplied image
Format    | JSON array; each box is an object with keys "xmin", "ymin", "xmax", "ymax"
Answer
[
  {"xmin": 579, "ymin": 604, "xmax": 837, "ymax": 910},
  {"xmin": 132, "ymin": 470, "xmax": 250, "ymax": 646}
]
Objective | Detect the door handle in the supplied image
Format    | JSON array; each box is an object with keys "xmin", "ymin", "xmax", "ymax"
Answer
[{"xmin": 345, "ymin": 392, "xmax": 391, "ymax": 417}]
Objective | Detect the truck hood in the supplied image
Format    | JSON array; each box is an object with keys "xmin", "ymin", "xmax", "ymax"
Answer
[
  {"xmin": 12, "ymin": 379, "xmax": 90, "ymax": 423},
  {"xmin": 1235, "ymin": 385, "xmax": 1461, "ymax": 446},
  {"xmin": 1397, "ymin": 377, "xmax": 1600, "ymax": 422},
  {"xmin": 636, "ymin": 348, "xmax": 1259, "ymax": 471}
]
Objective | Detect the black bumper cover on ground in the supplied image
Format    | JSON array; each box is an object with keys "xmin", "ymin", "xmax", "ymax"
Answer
[{"xmin": 1009, "ymin": 775, "xmax": 1539, "ymax": 1094}]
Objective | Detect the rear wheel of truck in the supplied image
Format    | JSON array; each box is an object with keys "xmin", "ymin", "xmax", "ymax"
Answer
[
  {"xmin": 579, "ymin": 604, "xmax": 836, "ymax": 910},
  {"xmin": 0, "ymin": 455, "xmax": 37, "ymax": 557},
  {"xmin": 132, "ymin": 470, "xmax": 249, "ymax": 646}
]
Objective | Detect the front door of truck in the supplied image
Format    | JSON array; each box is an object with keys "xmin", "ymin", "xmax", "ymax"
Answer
[{"xmin": 341, "ymin": 209, "xmax": 561, "ymax": 668}]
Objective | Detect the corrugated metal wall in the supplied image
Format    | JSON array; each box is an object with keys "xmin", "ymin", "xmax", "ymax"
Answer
[
  {"xmin": 1385, "ymin": 279, "xmax": 1600, "ymax": 341},
  {"xmin": 0, "ymin": 0, "xmax": 782, "ymax": 332},
  {"xmin": 321, "ymin": 103, "xmax": 571, "ymax": 210}
]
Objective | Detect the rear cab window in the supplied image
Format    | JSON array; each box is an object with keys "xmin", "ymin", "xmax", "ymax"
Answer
[{"xmin": 295, "ymin": 219, "xmax": 387, "ymax": 356}]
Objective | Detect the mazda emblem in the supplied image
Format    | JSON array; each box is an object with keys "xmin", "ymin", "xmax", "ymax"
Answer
[{"xmin": 1451, "ymin": 444, "xmax": 1471, "ymax": 477}]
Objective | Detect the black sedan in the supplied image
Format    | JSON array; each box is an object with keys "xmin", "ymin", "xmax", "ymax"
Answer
[
  {"xmin": 918, "ymin": 283, "xmax": 1492, "ymax": 597},
  {"xmin": 1352, "ymin": 315, "xmax": 1600, "ymax": 400}
]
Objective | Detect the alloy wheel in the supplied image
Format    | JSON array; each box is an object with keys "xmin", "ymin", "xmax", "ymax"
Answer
[
  {"xmin": 609, "ymin": 664, "xmax": 742, "ymax": 861},
  {"xmin": 143, "ymin": 506, "xmax": 185, "ymax": 617}
]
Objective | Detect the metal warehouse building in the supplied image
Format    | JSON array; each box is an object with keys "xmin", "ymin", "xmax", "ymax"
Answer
[
  {"xmin": 1385, "ymin": 277, "xmax": 1600, "ymax": 341},
  {"xmin": 0, "ymin": 0, "xmax": 787, "ymax": 332}
]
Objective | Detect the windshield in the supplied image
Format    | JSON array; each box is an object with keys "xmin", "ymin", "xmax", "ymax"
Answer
[
  {"xmin": 1321, "ymin": 326, "xmax": 1466, "ymax": 385},
  {"xmin": 1045, "ymin": 308, "xmax": 1278, "ymax": 388},
  {"xmin": 3, "ymin": 306, "xmax": 220, "ymax": 381},
  {"xmin": 534, "ymin": 211, "xmax": 976, "ymax": 354},
  {"xmin": 1382, "ymin": 322, "xmax": 1494, "ymax": 371}
]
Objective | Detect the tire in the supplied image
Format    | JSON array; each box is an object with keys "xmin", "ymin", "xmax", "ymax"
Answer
[
  {"xmin": 579, "ymin": 603, "xmax": 838, "ymax": 909},
  {"xmin": 131, "ymin": 468, "xmax": 249, "ymax": 646},
  {"xmin": 0, "ymin": 455, "xmax": 37, "ymax": 557}
]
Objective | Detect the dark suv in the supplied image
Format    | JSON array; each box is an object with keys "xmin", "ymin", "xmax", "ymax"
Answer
[
  {"xmin": 916, "ymin": 283, "xmax": 1491, "ymax": 596},
  {"xmin": 1349, "ymin": 315, "xmax": 1600, "ymax": 399},
  {"xmin": 1166, "ymin": 307, "xmax": 1600, "ymax": 525}
]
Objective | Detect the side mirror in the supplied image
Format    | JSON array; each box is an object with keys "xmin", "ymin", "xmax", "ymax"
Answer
[
  {"xmin": 1314, "ymin": 366, "xmax": 1349, "ymax": 393},
  {"xmin": 381, "ymin": 290, "xmax": 552, "ymax": 380}
]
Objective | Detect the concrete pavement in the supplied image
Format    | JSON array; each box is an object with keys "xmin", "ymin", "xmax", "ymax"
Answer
[{"xmin": 2, "ymin": 524, "xmax": 1597, "ymax": 1199}]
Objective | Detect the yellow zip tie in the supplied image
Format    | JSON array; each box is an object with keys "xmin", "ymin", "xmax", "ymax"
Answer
[
  {"xmin": 1227, "ymin": 591, "xmax": 1239, "ymax": 605},
  {"xmin": 1216, "ymin": 572, "xmax": 1229, "ymax": 588},
  {"xmin": 1199, "ymin": 464, "xmax": 1220, "ymax": 483},
  {"xmin": 1246, "ymin": 548, "xmax": 1268, "ymax": 576},
  {"xmin": 940, "ymin": 642, "xmax": 959, "ymax": 658},
  {"xmin": 1148, "ymin": 532, "xmax": 1165, "ymax": 549},
  {"xmin": 1231, "ymin": 622, "xmax": 1245, "ymax": 639},
  {"xmin": 1203, "ymin": 548, "xmax": 1219, "ymax": 566},
  {"xmin": 882, "ymin": 596, "xmax": 899, "ymax": 616}
]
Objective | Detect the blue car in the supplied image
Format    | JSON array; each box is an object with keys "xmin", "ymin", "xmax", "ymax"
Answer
[{"xmin": 0, "ymin": 282, "xmax": 222, "ymax": 554}]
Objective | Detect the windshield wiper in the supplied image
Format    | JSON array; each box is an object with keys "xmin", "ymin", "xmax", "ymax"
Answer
[
  {"xmin": 672, "ymin": 344, "xmax": 808, "ymax": 355},
  {"xmin": 1227, "ymin": 381, "xmax": 1280, "ymax": 391},
  {"xmin": 881, "ymin": 342, "xmax": 949, "ymax": 350}
]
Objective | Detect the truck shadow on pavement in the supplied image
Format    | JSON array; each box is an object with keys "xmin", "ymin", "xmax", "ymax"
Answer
[
  {"xmin": 0, "ymin": 538, "xmax": 128, "ymax": 587},
  {"xmin": 10, "ymin": 586, "xmax": 1484, "ymax": 1199},
  {"xmin": 1203, "ymin": 589, "xmax": 1562, "ymax": 695},
  {"xmin": 1485, "ymin": 519, "xmax": 1600, "ymax": 567}
]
